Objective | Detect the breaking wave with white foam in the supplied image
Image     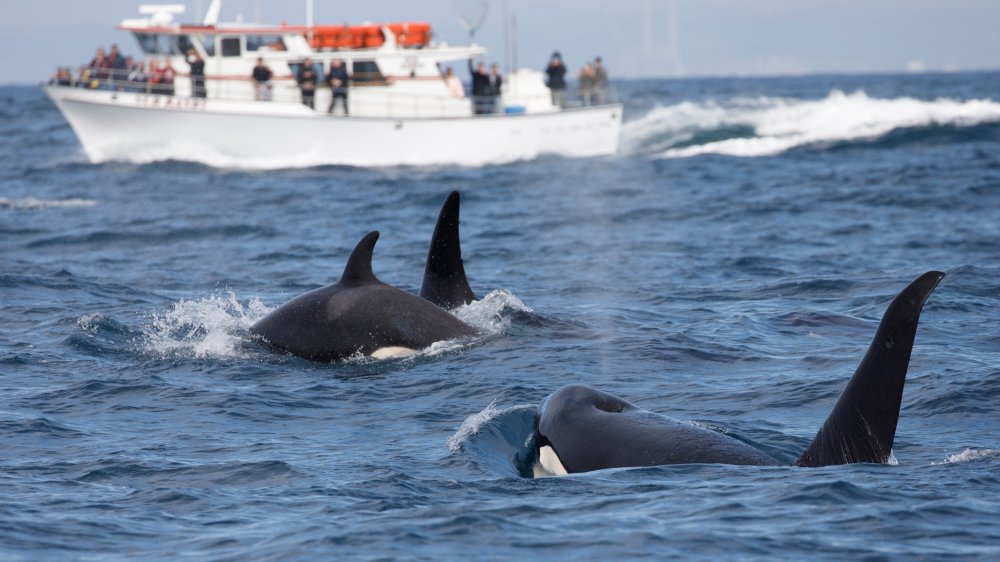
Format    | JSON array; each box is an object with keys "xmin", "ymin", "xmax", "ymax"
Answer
[
  {"xmin": 0, "ymin": 197, "xmax": 98, "ymax": 210},
  {"xmin": 622, "ymin": 90, "xmax": 1000, "ymax": 158},
  {"xmin": 447, "ymin": 400, "xmax": 501, "ymax": 452},
  {"xmin": 932, "ymin": 448, "xmax": 999, "ymax": 465}
]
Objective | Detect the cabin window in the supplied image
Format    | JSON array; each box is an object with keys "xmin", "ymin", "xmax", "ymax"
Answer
[
  {"xmin": 195, "ymin": 34, "xmax": 215, "ymax": 57},
  {"xmin": 220, "ymin": 37, "xmax": 241, "ymax": 57},
  {"xmin": 172, "ymin": 35, "xmax": 194, "ymax": 55},
  {"xmin": 133, "ymin": 32, "xmax": 173, "ymax": 55},
  {"xmin": 352, "ymin": 61, "xmax": 386, "ymax": 85},
  {"xmin": 245, "ymin": 35, "xmax": 286, "ymax": 52}
]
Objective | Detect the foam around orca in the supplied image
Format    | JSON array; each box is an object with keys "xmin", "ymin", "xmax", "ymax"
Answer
[{"xmin": 535, "ymin": 271, "xmax": 945, "ymax": 475}]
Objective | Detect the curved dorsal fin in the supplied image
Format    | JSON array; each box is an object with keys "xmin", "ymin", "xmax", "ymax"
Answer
[
  {"xmin": 339, "ymin": 231, "xmax": 381, "ymax": 285},
  {"xmin": 795, "ymin": 271, "xmax": 944, "ymax": 467},
  {"xmin": 419, "ymin": 191, "xmax": 477, "ymax": 309}
]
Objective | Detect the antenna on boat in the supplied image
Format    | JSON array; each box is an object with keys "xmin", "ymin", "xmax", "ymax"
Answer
[
  {"xmin": 203, "ymin": 0, "xmax": 222, "ymax": 25},
  {"xmin": 502, "ymin": 0, "xmax": 509, "ymax": 73},
  {"xmin": 454, "ymin": 0, "xmax": 489, "ymax": 42},
  {"xmin": 306, "ymin": 0, "xmax": 314, "ymax": 44}
]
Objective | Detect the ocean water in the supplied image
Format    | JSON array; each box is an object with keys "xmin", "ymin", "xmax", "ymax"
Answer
[{"xmin": 2, "ymin": 72, "xmax": 999, "ymax": 560}]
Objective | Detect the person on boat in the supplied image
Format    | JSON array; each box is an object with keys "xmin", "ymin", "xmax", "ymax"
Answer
[
  {"xmin": 160, "ymin": 59, "xmax": 177, "ymax": 96},
  {"xmin": 186, "ymin": 48, "xmax": 206, "ymax": 99},
  {"xmin": 578, "ymin": 62, "xmax": 595, "ymax": 106},
  {"xmin": 593, "ymin": 56, "xmax": 609, "ymax": 104},
  {"xmin": 50, "ymin": 67, "xmax": 74, "ymax": 87},
  {"xmin": 444, "ymin": 67, "xmax": 464, "ymax": 98},
  {"xmin": 468, "ymin": 60, "xmax": 490, "ymax": 114},
  {"xmin": 126, "ymin": 60, "xmax": 148, "ymax": 93},
  {"xmin": 148, "ymin": 59, "xmax": 162, "ymax": 94},
  {"xmin": 108, "ymin": 44, "xmax": 127, "ymax": 85},
  {"xmin": 88, "ymin": 48, "xmax": 111, "ymax": 86},
  {"xmin": 252, "ymin": 58, "xmax": 274, "ymax": 101},
  {"xmin": 486, "ymin": 63, "xmax": 503, "ymax": 113},
  {"xmin": 326, "ymin": 58, "xmax": 350, "ymax": 115},
  {"xmin": 545, "ymin": 52, "xmax": 567, "ymax": 108},
  {"xmin": 296, "ymin": 57, "xmax": 318, "ymax": 109}
]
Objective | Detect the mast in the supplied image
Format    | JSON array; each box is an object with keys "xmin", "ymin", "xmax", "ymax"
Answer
[{"xmin": 306, "ymin": 0, "xmax": 314, "ymax": 43}]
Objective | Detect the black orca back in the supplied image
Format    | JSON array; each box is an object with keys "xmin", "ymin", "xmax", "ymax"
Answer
[
  {"xmin": 250, "ymin": 231, "xmax": 476, "ymax": 362},
  {"xmin": 537, "ymin": 385, "xmax": 780, "ymax": 473}
]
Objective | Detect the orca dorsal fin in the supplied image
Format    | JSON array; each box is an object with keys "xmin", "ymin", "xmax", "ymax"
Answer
[
  {"xmin": 419, "ymin": 191, "xmax": 477, "ymax": 309},
  {"xmin": 339, "ymin": 231, "xmax": 381, "ymax": 286},
  {"xmin": 795, "ymin": 271, "xmax": 944, "ymax": 467}
]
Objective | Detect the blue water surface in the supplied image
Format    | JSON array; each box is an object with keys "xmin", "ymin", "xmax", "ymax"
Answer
[{"xmin": 1, "ymin": 72, "xmax": 999, "ymax": 560}]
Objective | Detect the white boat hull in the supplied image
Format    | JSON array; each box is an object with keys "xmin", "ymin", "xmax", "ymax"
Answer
[{"xmin": 44, "ymin": 86, "xmax": 622, "ymax": 168}]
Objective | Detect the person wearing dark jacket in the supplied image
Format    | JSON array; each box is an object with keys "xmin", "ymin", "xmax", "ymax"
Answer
[
  {"xmin": 468, "ymin": 60, "xmax": 490, "ymax": 114},
  {"xmin": 186, "ymin": 48, "xmax": 206, "ymax": 98},
  {"xmin": 252, "ymin": 58, "xmax": 273, "ymax": 100},
  {"xmin": 327, "ymin": 58, "xmax": 350, "ymax": 115},
  {"xmin": 485, "ymin": 63, "xmax": 502, "ymax": 113},
  {"xmin": 297, "ymin": 57, "xmax": 318, "ymax": 109},
  {"xmin": 545, "ymin": 52, "xmax": 567, "ymax": 107}
]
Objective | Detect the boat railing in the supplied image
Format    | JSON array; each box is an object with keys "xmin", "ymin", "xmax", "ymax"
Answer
[{"xmin": 48, "ymin": 65, "xmax": 619, "ymax": 118}]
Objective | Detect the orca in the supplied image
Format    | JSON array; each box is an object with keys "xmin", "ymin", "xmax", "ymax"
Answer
[
  {"xmin": 419, "ymin": 191, "xmax": 477, "ymax": 310},
  {"xmin": 535, "ymin": 271, "xmax": 944, "ymax": 475},
  {"xmin": 250, "ymin": 231, "xmax": 477, "ymax": 362}
]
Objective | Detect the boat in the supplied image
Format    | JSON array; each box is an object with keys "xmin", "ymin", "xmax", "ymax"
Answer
[{"xmin": 43, "ymin": 1, "xmax": 622, "ymax": 168}]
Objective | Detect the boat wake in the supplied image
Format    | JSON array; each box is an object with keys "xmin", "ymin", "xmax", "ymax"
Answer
[{"xmin": 622, "ymin": 90, "xmax": 1000, "ymax": 158}]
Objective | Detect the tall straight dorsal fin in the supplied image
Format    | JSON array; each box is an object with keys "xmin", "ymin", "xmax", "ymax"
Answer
[
  {"xmin": 339, "ymin": 231, "xmax": 381, "ymax": 285},
  {"xmin": 419, "ymin": 191, "xmax": 476, "ymax": 309},
  {"xmin": 795, "ymin": 271, "xmax": 944, "ymax": 467}
]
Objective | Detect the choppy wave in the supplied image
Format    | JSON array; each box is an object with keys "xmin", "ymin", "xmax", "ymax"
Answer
[
  {"xmin": 0, "ymin": 197, "xmax": 98, "ymax": 210},
  {"xmin": 621, "ymin": 90, "xmax": 1000, "ymax": 158}
]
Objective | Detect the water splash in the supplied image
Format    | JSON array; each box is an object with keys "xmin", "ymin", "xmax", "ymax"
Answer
[
  {"xmin": 142, "ymin": 292, "xmax": 270, "ymax": 359},
  {"xmin": 621, "ymin": 90, "xmax": 1000, "ymax": 158},
  {"xmin": 454, "ymin": 289, "xmax": 532, "ymax": 335},
  {"xmin": 933, "ymin": 448, "xmax": 998, "ymax": 465},
  {"xmin": 77, "ymin": 313, "xmax": 106, "ymax": 333}
]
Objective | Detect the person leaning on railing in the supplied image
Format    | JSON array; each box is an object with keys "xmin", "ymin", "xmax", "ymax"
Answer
[
  {"xmin": 253, "ymin": 58, "xmax": 274, "ymax": 101},
  {"xmin": 592, "ymin": 57, "xmax": 609, "ymax": 105},
  {"xmin": 187, "ymin": 49, "xmax": 206, "ymax": 98},
  {"xmin": 297, "ymin": 57, "xmax": 318, "ymax": 109},
  {"xmin": 127, "ymin": 61, "xmax": 148, "ymax": 93},
  {"xmin": 88, "ymin": 48, "xmax": 111, "ymax": 85},
  {"xmin": 50, "ymin": 67, "xmax": 74, "ymax": 87},
  {"xmin": 326, "ymin": 58, "xmax": 349, "ymax": 115},
  {"xmin": 578, "ymin": 62, "xmax": 595, "ymax": 106}
]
